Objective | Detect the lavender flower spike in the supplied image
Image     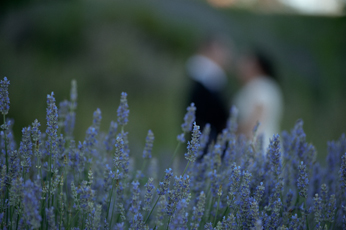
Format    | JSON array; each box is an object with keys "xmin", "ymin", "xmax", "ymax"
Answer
[
  {"xmin": 113, "ymin": 136, "xmax": 129, "ymax": 175},
  {"xmin": 104, "ymin": 121, "xmax": 118, "ymax": 152},
  {"xmin": 181, "ymin": 103, "xmax": 196, "ymax": 133},
  {"xmin": 191, "ymin": 191, "xmax": 206, "ymax": 230},
  {"xmin": 31, "ymin": 119, "xmax": 41, "ymax": 148},
  {"xmin": 117, "ymin": 92, "xmax": 129, "ymax": 127},
  {"xmin": 177, "ymin": 102, "xmax": 196, "ymax": 143},
  {"xmin": 46, "ymin": 207, "xmax": 57, "ymax": 230},
  {"xmin": 169, "ymin": 199, "xmax": 189, "ymax": 230},
  {"xmin": 130, "ymin": 181, "xmax": 141, "ymax": 215},
  {"xmin": 23, "ymin": 180, "xmax": 42, "ymax": 229},
  {"xmin": 46, "ymin": 92, "xmax": 59, "ymax": 163},
  {"xmin": 0, "ymin": 77, "xmax": 10, "ymax": 115},
  {"xmin": 92, "ymin": 108, "xmax": 102, "ymax": 130},
  {"xmin": 58, "ymin": 100, "xmax": 69, "ymax": 128},
  {"xmin": 143, "ymin": 178, "xmax": 155, "ymax": 211},
  {"xmin": 70, "ymin": 79, "xmax": 77, "ymax": 108},
  {"xmin": 254, "ymin": 182, "xmax": 265, "ymax": 203},
  {"xmin": 313, "ymin": 193, "xmax": 322, "ymax": 229},
  {"xmin": 267, "ymin": 134, "xmax": 281, "ymax": 176},
  {"xmin": 340, "ymin": 153, "xmax": 346, "ymax": 190},
  {"xmin": 157, "ymin": 168, "xmax": 173, "ymax": 195},
  {"xmin": 143, "ymin": 130, "xmax": 154, "ymax": 159},
  {"xmin": 298, "ymin": 161, "xmax": 309, "ymax": 198},
  {"xmin": 46, "ymin": 92, "xmax": 58, "ymax": 138},
  {"xmin": 325, "ymin": 194, "xmax": 336, "ymax": 223},
  {"xmin": 185, "ymin": 122, "xmax": 201, "ymax": 162},
  {"xmin": 19, "ymin": 127, "xmax": 33, "ymax": 172}
]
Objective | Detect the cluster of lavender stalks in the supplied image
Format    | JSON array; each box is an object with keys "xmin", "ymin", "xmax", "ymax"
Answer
[{"xmin": 0, "ymin": 76, "xmax": 345, "ymax": 230}]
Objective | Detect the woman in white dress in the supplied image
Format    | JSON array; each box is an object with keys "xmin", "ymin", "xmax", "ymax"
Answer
[{"xmin": 234, "ymin": 51, "xmax": 284, "ymax": 150}]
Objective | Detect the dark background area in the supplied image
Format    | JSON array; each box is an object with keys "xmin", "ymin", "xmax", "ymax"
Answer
[{"xmin": 1, "ymin": 0, "xmax": 345, "ymax": 164}]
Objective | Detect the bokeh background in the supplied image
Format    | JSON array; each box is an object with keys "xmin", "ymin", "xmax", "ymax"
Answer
[{"xmin": 1, "ymin": 0, "xmax": 345, "ymax": 165}]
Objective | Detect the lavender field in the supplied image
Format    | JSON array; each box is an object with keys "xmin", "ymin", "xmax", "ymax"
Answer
[{"xmin": 0, "ymin": 76, "xmax": 345, "ymax": 229}]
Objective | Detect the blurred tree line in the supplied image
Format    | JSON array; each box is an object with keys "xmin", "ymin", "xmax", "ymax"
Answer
[{"xmin": 0, "ymin": 0, "xmax": 345, "ymax": 163}]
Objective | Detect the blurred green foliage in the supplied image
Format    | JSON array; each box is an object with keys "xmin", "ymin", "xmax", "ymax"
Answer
[{"xmin": 0, "ymin": 0, "xmax": 345, "ymax": 163}]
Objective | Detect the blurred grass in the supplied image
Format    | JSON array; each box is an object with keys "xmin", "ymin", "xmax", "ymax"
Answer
[{"xmin": 0, "ymin": 0, "xmax": 345, "ymax": 163}]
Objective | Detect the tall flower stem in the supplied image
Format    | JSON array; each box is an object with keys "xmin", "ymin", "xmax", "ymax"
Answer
[
  {"xmin": 160, "ymin": 141, "xmax": 181, "ymax": 182},
  {"xmin": 40, "ymin": 198, "xmax": 46, "ymax": 230},
  {"xmin": 140, "ymin": 159, "xmax": 148, "ymax": 176},
  {"xmin": 200, "ymin": 183, "xmax": 212, "ymax": 227},
  {"xmin": 109, "ymin": 192, "xmax": 117, "ymax": 227},
  {"xmin": 305, "ymin": 199, "xmax": 309, "ymax": 230},
  {"xmin": 68, "ymin": 210, "xmax": 80, "ymax": 229},
  {"xmin": 182, "ymin": 161, "xmax": 190, "ymax": 176},
  {"xmin": 213, "ymin": 195, "xmax": 221, "ymax": 227},
  {"xmin": 207, "ymin": 197, "xmax": 214, "ymax": 222},
  {"xmin": 106, "ymin": 179, "xmax": 118, "ymax": 220},
  {"xmin": 219, "ymin": 206, "xmax": 229, "ymax": 223},
  {"xmin": 145, "ymin": 196, "xmax": 160, "ymax": 224},
  {"xmin": 15, "ymin": 213, "xmax": 20, "ymax": 230},
  {"xmin": 167, "ymin": 217, "xmax": 171, "ymax": 230},
  {"xmin": 170, "ymin": 142, "xmax": 181, "ymax": 164}
]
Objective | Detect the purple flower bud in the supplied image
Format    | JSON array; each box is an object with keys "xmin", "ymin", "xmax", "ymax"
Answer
[
  {"xmin": 185, "ymin": 122, "xmax": 201, "ymax": 163},
  {"xmin": 157, "ymin": 168, "xmax": 173, "ymax": 195},
  {"xmin": 177, "ymin": 103, "xmax": 196, "ymax": 143},
  {"xmin": 143, "ymin": 130, "xmax": 154, "ymax": 159},
  {"xmin": 117, "ymin": 92, "xmax": 129, "ymax": 127},
  {"xmin": 298, "ymin": 161, "xmax": 309, "ymax": 198},
  {"xmin": 0, "ymin": 77, "xmax": 10, "ymax": 115}
]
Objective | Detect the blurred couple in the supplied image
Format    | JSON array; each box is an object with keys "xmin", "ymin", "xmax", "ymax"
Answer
[{"xmin": 186, "ymin": 35, "xmax": 283, "ymax": 152}]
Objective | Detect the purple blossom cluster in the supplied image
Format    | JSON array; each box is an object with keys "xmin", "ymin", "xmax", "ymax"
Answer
[
  {"xmin": 177, "ymin": 102, "xmax": 196, "ymax": 143},
  {"xmin": 0, "ymin": 77, "xmax": 10, "ymax": 115},
  {"xmin": 0, "ymin": 76, "xmax": 346, "ymax": 229},
  {"xmin": 143, "ymin": 130, "xmax": 154, "ymax": 159}
]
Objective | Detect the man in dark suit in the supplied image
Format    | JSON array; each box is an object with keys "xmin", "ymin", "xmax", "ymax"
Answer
[{"xmin": 186, "ymin": 36, "xmax": 231, "ymax": 144}]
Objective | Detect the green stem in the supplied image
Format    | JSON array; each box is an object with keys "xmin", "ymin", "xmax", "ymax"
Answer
[
  {"xmin": 145, "ymin": 196, "xmax": 160, "ymax": 224},
  {"xmin": 109, "ymin": 191, "xmax": 117, "ymax": 226},
  {"xmin": 141, "ymin": 159, "xmax": 148, "ymax": 175},
  {"xmin": 66, "ymin": 209, "xmax": 71, "ymax": 230},
  {"xmin": 200, "ymin": 184, "xmax": 212, "ymax": 227},
  {"xmin": 207, "ymin": 197, "xmax": 214, "ymax": 222},
  {"xmin": 106, "ymin": 179, "xmax": 117, "ymax": 220},
  {"xmin": 15, "ymin": 213, "xmax": 19, "ymax": 230},
  {"xmin": 170, "ymin": 141, "xmax": 181, "ymax": 163},
  {"xmin": 305, "ymin": 199, "xmax": 309, "ymax": 230},
  {"xmin": 294, "ymin": 194, "xmax": 300, "ymax": 209},
  {"xmin": 219, "ymin": 206, "xmax": 229, "ymax": 222},
  {"xmin": 116, "ymin": 213, "xmax": 120, "ymax": 223},
  {"xmin": 182, "ymin": 161, "xmax": 190, "ymax": 177},
  {"xmin": 213, "ymin": 195, "xmax": 221, "ymax": 227},
  {"xmin": 167, "ymin": 218, "xmax": 171, "ymax": 230},
  {"xmin": 82, "ymin": 212, "xmax": 85, "ymax": 230},
  {"xmin": 159, "ymin": 139, "xmax": 183, "ymax": 182},
  {"xmin": 330, "ymin": 207, "xmax": 339, "ymax": 230},
  {"xmin": 40, "ymin": 199, "xmax": 45, "ymax": 230},
  {"xmin": 68, "ymin": 210, "xmax": 79, "ymax": 229},
  {"xmin": 160, "ymin": 141, "xmax": 181, "ymax": 183},
  {"xmin": 9, "ymin": 206, "xmax": 12, "ymax": 230}
]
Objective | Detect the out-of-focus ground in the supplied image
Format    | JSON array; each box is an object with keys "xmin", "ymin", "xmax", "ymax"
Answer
[{"xmin": 0, "ymin": 0, "xmax": 345, "ymax": 165}]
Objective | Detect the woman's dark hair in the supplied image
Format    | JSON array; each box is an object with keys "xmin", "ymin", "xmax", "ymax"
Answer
[{"xmin": 253, "ymin": 49, "xmax": 278, "ymax": 81}]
